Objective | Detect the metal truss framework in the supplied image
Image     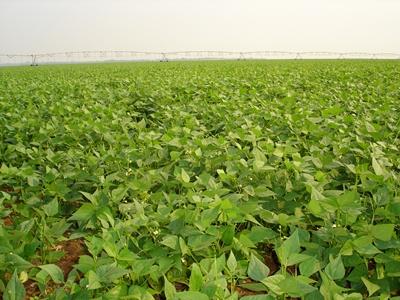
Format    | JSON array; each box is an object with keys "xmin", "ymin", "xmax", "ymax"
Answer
[{"xmin": 1, "ymin": 51, "xmax": 399, "ymax": 66}]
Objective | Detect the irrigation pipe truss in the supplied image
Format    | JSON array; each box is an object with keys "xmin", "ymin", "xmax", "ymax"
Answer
[{"xmin": 1, "ymin": 50, "xmax": 399, "ymax": 66}]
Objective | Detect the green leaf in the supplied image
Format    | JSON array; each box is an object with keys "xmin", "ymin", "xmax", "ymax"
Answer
[
  {"xmin": 325, "ymin": 255, "xmax": 345, "ymax": 280},
  {"xmin": 304, "ymin": 290, "xmax": 324, "ymax": 300},
  {"xmin": 287, "ymin": 253, "xmax": 310, "ymax": 266},
  {"xmin": 39, "ymin": 264, "xmax": 64, "ymax": 283},
  {"xmin": 111, "ymin": 186, "xmax": 128, "ymax": 203},
  {"xmin": 238, "ymin": 283, "xmax": 268, "ymax": 292},
  {"xmin": 181, "ymin": 169, "xmax": 190, "ymax": 183},
  {"xmin": 319, "ymin": 271, "xmax": 347, "ymax": 299},
  {"xmin": 6, "ymin": 253, "xmax": 33, "ymax": 269},
  {"xmin": 300, "ymin": 257, "xmax": 320, "ymax": 277},
  {"xmin": 372, "ymin": 157, "xmax": 387, "ymax": 177},
  {"xmin": 176, "ymin": 291, "xmax": 209, "ymax": 300},
  {"xmin": 103, "ymin": 240, "xmax": 119, "ymax": 258},
  {"xmin": 248, "ymin": 254, "xmax": 270, "ymax": 282},
  {"xmin": 261, "ymin": 274, "xmax": 285, "ymax": 295},
  {"xmin": 179, "ymin": 237, "xmax": 189, "ymax": 255},
  {"xmin": 189, "ymin": 263, "xmax": 203, "ymax": 292},
  {"xmin": 276, "ymin": 230, "xmax": 300, "ymax": 265},
  {"xmin": 310, "ymin": 186, "xmax": 326, "ymax": 201},
  {"xmin": 241, "ymin": 295, "xmax": 274, "ymax": 300},
  {"xmin": 371, "ymin": 224, "xmax": 394, "ymax": 241},
  {"xmin": 161, "ymin": 235, "xmax": 179, "ymax": 250},
  {"xmin": 164, "ymin": 276, "xmax": 176, "ymax": 300},
  {"xmin": 87, "ymin": 270, "xmax": 102, "ymax": 290},
  {"xmin": 227, "ymin": 251, "xmax": 237, "ymax": 273},
  {"xmin": 69, "ymin": 203, "xmax": 96, "ymax": 221},
  {"xmin": 4, "ymin": 270, "xmax": 25, "ymax": 300},
  {"xmin": 341, "ymin": 293, "xmax": 363, "ymax": 300},
  {"xmin": 352, "ymin": 236, "xmax": 382, "ymax": 255},
  {"xmin": 248, "ymin": 227, "xmax": 278, "ymax": 243},
  {"xmin": 361, "ymin": 277, "xmax": 380, "ymax": 296},
  {"xmin": 96, "ymin": 264, "xmax": 128, "ymax": 283},
  {"xmin": 278, "ymin": 276, "xmax": 316, "ymax": 297},
  {"xmin": 222, "ymin": 225, "xmax": 235, "ymax": 245},
  {"xmin": 43, "ymin": 198, "xmax": 59, "ymax": 217}
]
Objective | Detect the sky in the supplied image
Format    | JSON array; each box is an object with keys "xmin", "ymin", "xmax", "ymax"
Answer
[{"xmin": 0, "ymin": 0, "xmax": 399, "ymax": 55}]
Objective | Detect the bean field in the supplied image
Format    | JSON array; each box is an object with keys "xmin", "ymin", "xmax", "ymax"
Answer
[{"xmin": 1, "ymin": 60, "xmax": 400, "ymax": 299}]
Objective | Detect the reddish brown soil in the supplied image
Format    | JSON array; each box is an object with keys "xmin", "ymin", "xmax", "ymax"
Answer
[
  {"xmin": 287, "ymin": 265, "xmax": 297, "ymax": 275},
  {"xmin": 23, "ymin": 239, "xmax": 85, "ymax": 299},
  {"xmin": 233, "ymin": 278, "xmax": 265, "ymax": 297},
  {"xmin": 24, "ymin": 280, "xmax": 41, "ymax": 299},
  {"xmin": 0, "ymin": 186, "xmax": 16, "ymax": 193},
  {"xmin": 174, "ymin": 282, "xmax": 187, "ymax": 292},
  {"xmin": 235, "ymin": 285, "xmax": 260, "ymax": 297},
  {"xmin": 2, "ymin": 216, "xmax": 13, "ymax": 226},
  {"xmin": 55, "ymin": 239, "xmax": 85, "ymax": 278},
  {"xmin": 264, "ymin": 252, "xmax": 280, "ymax": 275}
]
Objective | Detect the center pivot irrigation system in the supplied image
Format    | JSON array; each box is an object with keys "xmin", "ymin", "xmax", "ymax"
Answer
[{"xmin": 1, "ymin": 50, "xmax": 400, "ymax": 66}]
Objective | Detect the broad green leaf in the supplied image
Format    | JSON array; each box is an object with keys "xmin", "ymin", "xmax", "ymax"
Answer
[
  {"xmin": 222, "ymin": 225, "xmax": 235, "ymax": 245},
  {"xmin": 43, "ymin": 198, "xmax": 59, "ymax": 216},
  {"xmin": 39, "ymin": 264, "xmax": 64, "ymax": 283},
  {"xmin": 177, "ymin": 291, "xmax": 209, "ymax": 300},
  {"xmin": 287, "ymin": 253, "xmax": 310, "ymax": 266},
  {"xmin": 179, "ymin": 237, "xmax": 189, "ymax": 255},
  {"xmin": 241, "ymin": 295, "xmax": 274, "ymax": 300},
  {"xmin": 164, "ymin": 276, "xmax": 176, "ymax": 300},
  {"xmin": 111, "ymin": 186, "xmax": 128, "ymax": 203},
  {"xmin": 69, "ymin": 203, "xmax": 96, "ymax": 221},
  {"xmin": 248, "ymin": 227, "xmax": 278, "ymax": 243},
  {"xmin": 319, "ymin": 271, "xmax": 347, "ymax": 299},
  {"xmin": 261, "ymin": 274, "xmax": 285, "ymax": 295},
  {"xmin": 300, "ymin": 257, "xmax": 321, "ymax": 277},
  {"xmin": 339, "ymin": 293, "xmax": 363, "ymax": 300},
  {"xmin": 304, "ymin": 290, "xmax": 324, "ymax": 300},
  {"xmin": 181, "ymin": 169, "xmax": 190, "ymax": 183},
  {"xmin": 161, "ymin": 235, "xmax": 179, "ymax": 250},
  {"xmin": 325, "ymin": 255, "xmax": 345, "ymax": 280},
  {"xmin": 372, "ymin": 157, "xmax": 387, "ymax": 177},
  {"xmin": 352, "ymin": 236, "xmax": 382, "ymax": 255},
  {"xmin": 361, "ymin": 277, "xmax": 380, "ymax": 296},
  {"xmin": 276, "ymin": 230, "xmax": 300, "ymax": 265},
  {"xmin": 87, "ymin": 270, "xmax": 102, "ymax": 290},
  {"xmin": 371, "ymin": 224, "xmax": 394, "ymax": 241},
  {"xmin": 238, "ymin": 283, "xmax": 268, "ymax": 292},
  {"xmin": 248, "ymin": 254, "xmax": 270, "ymax": 281},
  {"xmin": 278, "ymin": 276, "xmax": 316, "ymax": 297},
  {"xmin": 310, "ymin": 186, "xmax": 325, "ymax": 201},
  {"xmin": 96, "ymin": 264, "xmax": 128, "ymax": 283},
  {"xmin": 227, "ymin": 251, "xmax": 237, "ymax": 273},
  {"xmin": 6, "ymin": 253, "xmax": 33, "ymax": 269},
  {"xmin": 189, "ymin": 263, "xmax": 203, "ymax": 292},
  {"xmin": 102, "ymin": 240, "xmax": 119, "ymax": 257},
  {"xmin": 4, "ymin": 270, "xmax": 25, "ymax": 300}
]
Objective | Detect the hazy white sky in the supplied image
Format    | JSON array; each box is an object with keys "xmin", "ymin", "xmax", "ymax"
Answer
[{"xmin": 1, "ymin": 0, "xmax": 399, "ymax": 54}]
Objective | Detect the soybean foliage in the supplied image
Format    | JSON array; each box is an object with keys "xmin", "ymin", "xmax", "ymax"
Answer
[{"xmin": 0, "ymin": 60, "xmax": 400, "ymax": 299}]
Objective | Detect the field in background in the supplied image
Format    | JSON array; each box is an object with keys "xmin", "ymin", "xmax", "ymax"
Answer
[{"xmin": 1, "ymin": 60, "xmax": 400, "ymax": 299}]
